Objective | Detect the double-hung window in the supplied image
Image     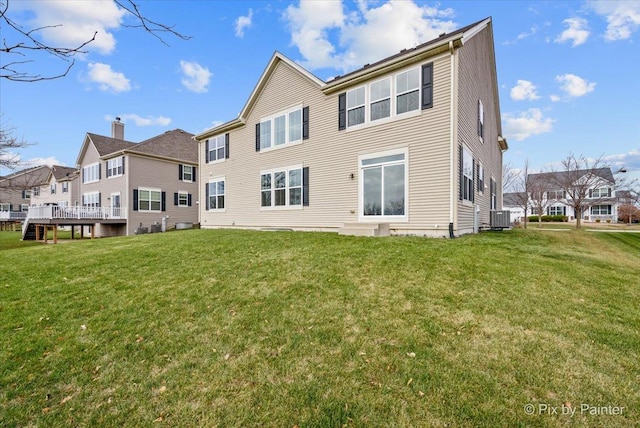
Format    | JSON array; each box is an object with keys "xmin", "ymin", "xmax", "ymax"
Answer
[
  {"xmin": 460, "ymin": 146, "xmax": 474, "ymax": 203},
  {"xmin": 359, "ymin": 149, "xmax": 408, "ymax": 220},
  {"xmin": 138, "ymin": 188, "xmax": 162, "ymax": 212},
  {"xmin": 591, "ymin": 205, "xmax": 611, "ymax": 215},
  {"xmin": 347, "ymin": 87, "xmax": 366, "ymax": 126},
  {"xmin": 107, "ymin": 157, "xmax": 124, "ymax": 178},
  {"xmin": 62, "ymin": 182, "xmax": 68, "ymax": 193},
  {"xmin": 82, "ymin": 191, "xmax": 100, "ymax": 208},
  {"xmin": 206, "ymin": 179, "xmax": 225, "ymax": 210},
  {"xmin": 549, "ymin": 206, "xmax": 565, "ymax": 216},
  {"xmin": 370, "ymin": 78, "xmax": 391, "ymax": 121},
  {"xmin": 206, "ymin": 134, "xmax": 229, "ymax": 162},
  {"xmin": 261, "ymin": 166, "xmax": 304, "ymax": 209},
  {"xmin": 33, "ymin": 187, "xmax": 39, "ymax": 196},
  {"xmin": 50, "ymin": 183, "xmax": 56, "ymax": 194},
  {"xmin": 478, "ymin": 100, "xmax": 484, "ymax": 142},
  {"xmin": 257, "ymin": 106, "xmax": 307, "ymax": 152},
  {"xmin": 590, "ymin": 187, "xmax": 611, "ymax": 198},
  {"xmin": 477, "ymin": 164, "xmax": 485, "ymax": 194},
  {"xmin": 396, "ymin": 67, "xmax": 420, "ymax": 115},
  {"xmin": 82, "ymin": 163, "xmax": 100, "ymax": 183}
]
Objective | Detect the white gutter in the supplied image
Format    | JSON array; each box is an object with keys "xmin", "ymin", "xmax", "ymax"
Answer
[{"xmin": 449, "ymin": 40, "xmax": 456, "ymax": 226}]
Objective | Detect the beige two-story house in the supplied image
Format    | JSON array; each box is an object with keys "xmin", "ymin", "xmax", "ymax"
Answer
[
  {"xmin": 195, "ymin": 17, "xmax": 507, "ymax": 237},
  {"xmin": 30, "ymin": 165, "xmax": 79, "ymax": 207}
]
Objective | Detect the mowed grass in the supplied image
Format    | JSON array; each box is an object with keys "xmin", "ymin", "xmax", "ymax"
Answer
[{"xmin": 1, "ymin": 229, "xmax": 638, "ymax": 427}]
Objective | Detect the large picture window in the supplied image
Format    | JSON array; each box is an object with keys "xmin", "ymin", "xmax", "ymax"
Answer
[
  {"xmin": 359, "ymin": 149, "xmax": 407, "ymax": 220},
  {"xmin": 591, "ymin": 204, "xmax": 611, "ymax": 215},
  {"xmin": 82, "ymin": 163, "xmax": 100, "ymax": 184},
  {"xmin": 258, "ymin": 106, "xmax": 305, "ymax": 151},
  {"xmin": 138, "ymin": 188, "xmax": 162, "ymax": 212},
  {"xmin": 261, "ymin": 166, "xmax": 304, "ymax": 209}
]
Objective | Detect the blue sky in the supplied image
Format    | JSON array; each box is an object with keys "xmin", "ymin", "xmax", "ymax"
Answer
[{"xmin": 2, "ymin": 0, "xmax": 639, "ymax": 184}]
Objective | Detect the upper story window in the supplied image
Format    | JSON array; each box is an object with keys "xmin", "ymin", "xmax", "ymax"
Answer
[
  {"xmin": 396, "ymin": 67, "xmax": 420, "ymax": 114},
  {"xmin": 32, "ymin": 187, "xmax": 40, "ymax": 196},
  {"xmin": 477, "ymin": 164, "xmax": 485, "ymax": 194},
  {"xmin": 547, "ymin": 190, "xmax": 566, "ymax": 200},
  {"xmin": 339, "ymin": 62, "xmax": 433, "ymax": 131},
  {"xmin": 256, "ymin": 106, "xmax": 309, "ymax": 152},
  {"xmin": 82, "ymin": 163, "xmax": 100, "ymax": 184},
  {"xmin": 179, "ymin": 164, "xmax": 196, "ymax": 183},
  {"xmin": 107, "ymin": 156, "xmax": 124, "ymax": 178},
  {"xmin": 50, "ymin": 183, "xmax": 56, "ymax": 194},
  {"xmin": 206, "ymin": 134, "xmax": 228, "ymax": 163},
  {"xmin": 62, "ymin": 182, "xmax": 69, "ymax": 193},
  {"xmin": 590, "ymin": 187, "xmax": 611, "ymax": 198},
  {"xmin": 22, "ymin": 190, "xmax": 31, "ymax": 199}
]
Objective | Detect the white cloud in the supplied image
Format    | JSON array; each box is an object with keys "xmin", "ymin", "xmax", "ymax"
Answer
[
  {"xmin": 11, "ymin": 156, "xmax": 63, "ymax": 169},
  {"xmin": 549, "ymin": 95, "xmax": 561, "ymax": 102},
  {"xmin": 16, "ymin": 0, "xmax": 126, "ymax": 54},
  {"xmin": 180, "ymin": 60, "xmax": 212, "ymax": 93},
  {"xmin": 503, "ymin": 108, "xmax": 555, "ymax": 141},
  {"xmin": 555, "ymin": 17, "xmax": 590, "ymax": 47},
  {"xmin": 284, "ymin": 0, "xmax": 457, "ymax": 72},
  {"xmin": 587, "ymin": 0, "xmax": 640, "ymax": 41},
  {"xmin": 235, "ymin": 9, "xmax": 253, "ymax": 38},
  {"xmin": 107, "ymin": 114, "xmax": 171, "ymax": 127},
  {"xmin": 556, "ymin": 74, "xmax": 596, "ymax": 98},
  {"xmin": 510, "ymin": 80, "xmax": 540, "ymax": 101},
  {"xmin": 87, "ymin": 62, "xmax": 131, "ymax": 93}
]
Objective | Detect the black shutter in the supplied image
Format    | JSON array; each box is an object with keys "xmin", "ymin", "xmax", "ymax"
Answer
[
  {"xmin": 205, "ymin": 183, "xmax": 210, "ymax": 210},
  {"xmin": 303, "ymin": 167, "xmax": 309, "ymax": 206},
  {"xmin": 193, "ymin": 167, "xmax": 197, "ymax": 183},
  {"xmin": 477, "ymin": 166, "xmax": 481, "ymax": 192},
  {"xmin": 303, "ymin": 106, "xmax": 309, "ymax": 139},
  {"xmin": 225, "ymin": 133, "xmax": 230, "ymax": 159},
  {"xmin": 82, "ymin": 168, "xmax": 85, "ymax": 183},
  {"xmin": 122, "ymin": 156, "xmax": 125, "ymax": 175},
  {"xmin": 205, "ymin": 140, "xmax": 210, "ymax": 163},
  {"xmin": 174, "ymin": 192, "xmax": 179, "ymax": 206},
  {"xmin": 98, "ymin": 164, "xmax": 101, "ymax": 180},
  {"xmin": 179, "ymin": 164, "xmax": 183, "ymax": 180},
  {"xmin": 188, "ymin": 194, "xmax": 192, "ymax": 207},
  {"xmin": 106, "ymin": 163, "xmax": 111, "ymax": 178},
  {"xmin": 98, "ymin": 192, "xmax": 102, "ymax": 207},
  {"xmin": 421, "ymin": 62, "xmax": 433, "ymax": 109},
  {"xmin": 133, "ymin": 189, "xmax": 138, "ymax": 211},
  {"xmin": 458, "ymin": 145, "xmax": 463, "ymax": 200},
  {"xmin": 589, "ymin": 189, "xmax": 593, "ymax": 198},
  {"xmin": 161, "ymin": 192, "xmax": 166, "ymax": 212},
  {"xmin": 607, "ymin": 188, "xmax": 611, "ymax": 197},
  {"xmin": 22, "ymin": 190, "xmax": 26, "ymax": 199},
  {"xmin": 255, "ymin": 123, "xmax": 261, "ymax": 152},
  {"xmin": 563, "ymin": 206, "xmax": 566, "ymax": 216},
  {"xmin": 338, "ymin": 93, "xmax": 346, "ymax": 130},
  {"xmin": 471, "ymin": 159, "xmax": 475, "ymax": 203}
]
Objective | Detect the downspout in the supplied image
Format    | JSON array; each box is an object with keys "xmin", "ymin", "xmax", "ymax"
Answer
[{"xmin": 448, "ymin": 40, "xmax": 456, "ymax": 238}]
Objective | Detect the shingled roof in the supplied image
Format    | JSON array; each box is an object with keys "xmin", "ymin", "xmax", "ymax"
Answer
[
  {"xmin": 528, "ymin": 168, "xmax": 615, "ymax": 185},
  {"xmin": 51, "ymin": 165, "xmax": 78, "ymax": 181},
  {"xmin": 87, "ymin": 133, "xmax": 137, "ymax": 156},
  {"xmin": 130, "ymin": 129, "xmax": 197, "ymax": 164}
]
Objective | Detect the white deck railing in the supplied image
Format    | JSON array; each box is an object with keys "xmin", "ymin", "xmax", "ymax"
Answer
[
  {"xmin": 0, "ymin": 211, "xmax": 27, "ymax": 221},
  {"xmin": 27, "ymin": 206, "xmax": 126, "ymax": 220}
]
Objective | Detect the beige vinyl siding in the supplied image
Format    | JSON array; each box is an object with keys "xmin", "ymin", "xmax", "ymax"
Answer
[
  {"xmin": 456, "ymin": 25, "xmax": 503, "ymax": 232},
  {"xmin": 201, "ymin": 55, "xmax": 455, "ymax": 235},
  {"xmin": 128, "ymin": 154, "xmax": 198, "ymax": 235}
]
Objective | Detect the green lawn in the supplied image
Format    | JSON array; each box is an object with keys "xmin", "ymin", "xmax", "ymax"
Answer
[{"xmin": 1, "ymin": 229, "xmax": 638, "ymax": 427}]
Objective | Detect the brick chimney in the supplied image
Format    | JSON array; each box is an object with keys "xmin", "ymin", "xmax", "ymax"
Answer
[{"xmin": 111, "ymin": 117, "xmax": 124, "ymax": 140}]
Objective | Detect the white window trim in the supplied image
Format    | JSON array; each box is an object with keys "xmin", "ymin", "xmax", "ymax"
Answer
[
  {"xmin": 478, "ymin": 163, "xmax": 484, "ymax": 195},
  {"xmin": 177, "ymin": 190, "xmax": 189, "ymax": 207},
  {"xmin": 138, "ymin": 187, "xmax": 162, "ymax": 212},
  {"xmin": 346, "ymin": 64, "xmax": 424, "ymax": 132},
  {"xmin": 478, "ymin": 100, "xmax": 485, "ymax": 143},
  {"xmin": 207, "ymin": 135, "xmax": 226, "ymax": 164},
  {"xmin": 208, "ymin": 177, "xmax": 226, "ymax": 212},
  {"xmin": 461, "ymin": 146, "xmax": 474, "ymax": 206},
  {"xmin": 259, "ymin": 164, "xmax": 304, "ymax": 211},
  {"xmin": 83, "ymin": 162, "xmax": 100, "ymax": 184},
  {"xmin": 181, "ymin": 165, "xmax": 194, "ymax": 182},
  {"xmin": 107, "ymin": 157, "xmax": 123, "ymax": 179},
  {"xmin": 259, "ymin": 104, "xmax": 304, "ymax": 153},
  {"xmin": 358, "ymin": 147, "xmax": 409, "ymax": 222},
  {"xmin": 82, "ymin": 191, "xmax": 100, "ymax": 207}
]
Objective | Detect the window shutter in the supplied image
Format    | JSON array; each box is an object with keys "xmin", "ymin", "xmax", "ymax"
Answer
[
  {"xmin": 22, "ymin": 190, "xmax": 26, "ymax": 199},
  {"xmin": 225, "ymin": 133, "xmax": 230, "ymax": 159},
  {"xmin": 98, "ymin": 192, "xmax": 102, "ymax": 207},
  {"xmin": 471, "ymin": 159, "xmax": 475, "ymax": 203},
  {"xmin": 174, "ymin": 192, "xmax": 179, "ymax": 206},
  {"xmin": 458, "ymin": 145, "xmax": 463, "ymax": 200},
  {"xmin": 133, "ymin": 189, "xmax": 138, "ymax": 211},
  {"xmin": 607, "ymin": 188, "xmax": 611, "ymax": 197},
  {"xmin": 303, "ymin": 106, "xmax": 309, "ymax": 139},
  {"xmin": 589, "ymin": 189, "xmax": 593, "ymax": 198},
  {"xmin": 303, "ymin": 167, "xmax": 309, "ymax": 206},
  {"xmin": 205, "ymin": 183, "xmax": 210, "ymax": 210},
  {"xmin": 192, "ymin": 167, "xmax": 197, "ymax": 183},
  {"xmin": 98, "ymin": 164, "xmax": 101, "ymax": 180},
  {"xmin": 563, "ymin": 206, "xmax": 566, "ymax": 216},
  {"xmin": 82, "ymin": 168, "xmax": 85, "ymax": 183},
  {"xmin": 179, "ymin": 164, "xmax": 183, "ymax": 180},
  {"xmin": 421, "ymin": 63, "xmax": 433, "ymax": 109},
  {"xmin": 188, "ymin": 194, "xmax": 192, "ymax": 207},
  {"xmin": 338, "ymin": 93, "xmax": 346, "ymax": 130},
  {"xmin": 122, "ymin": 156, "xmax": 125, "ymax": 175},
  {"xmin": 477, "ymin": 166, "xmax": 481, "ymax": 192},
  {"xmin": 205, "ymin": 140, "xmax": 210, "ymax": 163},
  {"xmin": 161, "ymin": 192, "xmax": 166, "ymax": 212},
  {"xmin": 107, "ymin": 165, "xmax": 111, "ymax": 178},
  {"xmin": 255, "ymin": 123, "xmax": 261, "ymax": 152}
]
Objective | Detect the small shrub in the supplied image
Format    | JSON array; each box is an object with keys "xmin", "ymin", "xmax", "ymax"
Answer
[
  {"xmin": 528, "ymin": 215, "xmax": 568, "ymax": 223},
  {"xmin": 606, "ymin": 219, "xmax": 611, "ymax": 224},
  {"xmin": 595, "ymin": 219, "xmax": 601, "ymax": 223}
]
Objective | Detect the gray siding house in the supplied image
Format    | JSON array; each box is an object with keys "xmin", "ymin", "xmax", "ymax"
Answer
[
  {"xmin": 74, "ymin": 120, "xmax": 198, "ymax": 236},
  {"xmin": 30, "ymin": 165, "xmax": 79, "ymax": 207},
  {"xmin": 195, "ymin": 17, "xmax": 507, "ymax": 237}
]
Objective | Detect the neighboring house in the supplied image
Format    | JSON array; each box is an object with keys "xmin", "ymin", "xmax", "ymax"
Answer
[
  {"xmin": 0, "ymin": 165, "xmax": 50, "ymax": 214},
  {"xmin": 502, "ymin": 192, "xmax": 528, "ymax": 223},
  {"xmin": 73, "ymin": 120, "xmax": 198, "ymax": 236},
  {"xmin": 194, "ymin": 17, "xmax": 507, "ymax": 237},
  {"xmin": 30, "ymin": 165, "xmax": 79, "ymax": 207},
  {"xmin": 527, "ymin": 168, "xmax": 621, "ymax": 222}
]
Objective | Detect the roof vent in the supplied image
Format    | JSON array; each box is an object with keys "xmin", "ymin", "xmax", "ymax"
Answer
[
  {"xmin": 363, "ymin": 63, "xmax": 370, "ymax": 68},
  {"xmin": 439, "ymin": 32, "xmax": 446, "ymax": 37},
  {"xmin": 400, "ymin": 48, "xmax": 407, "ymax": 53}
]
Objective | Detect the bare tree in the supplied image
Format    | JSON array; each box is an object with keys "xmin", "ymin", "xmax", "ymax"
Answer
[
  {"xmin": 0, "ymin": 115, "xmax": 32, "ymax": 170},
  {"xmin": 549, "ymin": 154, "xmax": 614, "ymax": 229},
  {"xmin": 528, "ymin": 173, "xmax": 553, "ymax": 228},
  {"xmin": 1, "ymin": 0, "xmax": 191, "ymax": 82},
  {"xmin": 502, "ymin": 160, "xmax": 519, "ymax": 194},
  {"xmin": 505, "ymin": 159, "xmax": 531, "ymax": 229}
]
